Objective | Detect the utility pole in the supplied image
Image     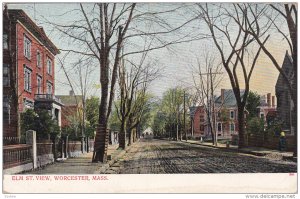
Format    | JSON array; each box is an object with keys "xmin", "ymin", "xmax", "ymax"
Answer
[
  {"xmin": 176, "ymin": 101, "xmax": 179, "ymax": 141},
  {"xmin": 171, "ymin": 89, "xmax": 174, "ymax": 141},
  {"xmin": 198, "ymin": 71, "xmax": 223, "ymax": 146},
  {"xmin": 209, "ymin": 68, "xmax": 217, "ymax": 146},
  {"xmin": 184, "ymin": 90, "xmax": 187, "ymax": 141}
]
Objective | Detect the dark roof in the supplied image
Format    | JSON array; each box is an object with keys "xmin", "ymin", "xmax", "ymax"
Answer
[
  {"xmin": 189, "ymin": 106, "xmax": 198, "ymax": 118},
  {"xmin": 266, "ymin": 110, "xmax": 277, "ymax": 118},
  {"xmin": 276, "ymin": 51, "xmax": 293, "ymax": 93},
  {"xmin": 7, "ymin": 9, "xmax": 60, "ymax": 55},
  {"xmin": 215, "ymin": 89, "xmax": 245, "ymax": 107},
  {"xmin": 56, "ymin": 95, "xmax": 83, "ymax": 106}
]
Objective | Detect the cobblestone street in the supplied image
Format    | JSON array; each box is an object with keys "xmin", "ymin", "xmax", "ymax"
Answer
[{"xmin": 104, "ymin": 137, "xmax": 297, "ymax": 174}]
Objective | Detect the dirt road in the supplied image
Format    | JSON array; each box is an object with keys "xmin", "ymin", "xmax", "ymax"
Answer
[{"xmin": 104, "ymin": 138, "xmax": 297, "ymax": 174}]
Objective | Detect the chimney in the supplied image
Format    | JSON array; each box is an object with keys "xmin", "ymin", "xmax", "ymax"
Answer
[
  {"xmin": 39, "ymin": 27, "xmax": 46, "ymax": 35},
  {"xmin": 267, "ymin": 93, "xmax": 271, "ymax": 107},
  {"xmin": 221, "ymin": 89, "xmax": 225, "ymax": 104},
  {"xmin": 272, "ymin": 96, "xmax": 275, "ymax": 107},
  {"xmin": 69, "ymin": 90, "xmax": 75, "ymax": 96}
]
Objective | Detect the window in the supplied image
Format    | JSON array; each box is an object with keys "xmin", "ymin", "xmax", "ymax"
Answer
[
  {"xmin": 260, "ymin": 113, "xmax": 264, "ymax": 119},
  {"xmin": 24, "ymin": 66, "xmax": 32, "ymax": 92},
  {"xmin": 217, "ymin": 123, "xmax": 222, "ymax": 132},
  {"xmin": 24, "ymin": 35, "xmax": 31, "ymax": 59},
  {"xmin": 3, "ymin": 95, "xmax": 10, "ymax": 121},
  {"xmin": 230, "ymin": 123, "xmax": 235, "ymax": 132},
  {"xmin": 37, "ymin": 76, "xmax": 42, "ymax": 94},
  {"xmin": 3, "ymin": 64, "xmax": 10, "ymax": 86},
  {"xmin": 200, "ymin": 115, "xmax": 205, "ymax": 122},
  {"xmin": 47, "ymin": 57, "xmax": 52, "ymax": 75},
  {"xmin": 3, "ymin": 34, "xmax": 8, "ymax": 49},
  {"xmin": 230, "ymin": 110, "xmax": 235, "ymax": 119},
  {"xmin": 47, "ymin": 81, "xmax": 53, "ymax": 95},
  {"xmin": 37, "ymin": 51, "xmax": 41, "ymax": 67},
  {"xmin": 200, "ymin": 125, "xmax": 204, "ymax": 131}
]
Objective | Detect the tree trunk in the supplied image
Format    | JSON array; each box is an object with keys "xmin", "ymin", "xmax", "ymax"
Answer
[
  {"xmin": 210, "ymin": 124, "xmax": 215, "ymax": 145},
  {"xmin": 92, "ymin": 122, "xmax": 108, "ymax": 162},
  {"xmin": 237, "ymin": 106, "xmax": 246, "ymax": 148},
  {"xmin": 119, "ymin": 119, "xmax": 126, "ymax": 149},
  {"xmin": 207, "ymin": 110, "xmax": 215, "ymax": 145},
  {"xmin": 133, "ymin": 128, "xmax": 136, "ymax": 143},
  {"xmin": 92, "ymin": 66, "xmax": 109, "ymax": 162},
  {"xmin": 128, "ymin": 126, "xmax": 132, "ymax": 146},
  {"xmin": 137, "ymin": 126, "xmax": 140, "ymax": 140}
]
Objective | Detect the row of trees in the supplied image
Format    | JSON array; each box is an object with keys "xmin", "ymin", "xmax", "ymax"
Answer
[
  {"xmin": 46, "ymin": 3, "xmax": 296, "ymax": 162},
  {"xmin": 48, "ymin": 3, "xmax": 201, "ymax": 162},
  {"xmin": 154, "ymin": 3, "xmax": 296, "ymax": 154},
  {"xmin": 152, "ymin": 87, "xmax": 191, "ymax": 140},
  {"xmin": 152, "ymin": 85, "xmax": 265, "ymax": 144},
  {"xmin": 196, "ymin": 3, "xmax": 297, "ymax": 156}
]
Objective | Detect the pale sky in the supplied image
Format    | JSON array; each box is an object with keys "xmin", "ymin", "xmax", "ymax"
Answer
[{"xmin": 6, "ymin": 2, "xmax": 288, "ymax": 100}]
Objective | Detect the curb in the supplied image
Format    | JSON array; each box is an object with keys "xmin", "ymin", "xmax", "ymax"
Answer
[{"xmin": 181, "ymin": 140, "xmax": 293, "ymax": 159}]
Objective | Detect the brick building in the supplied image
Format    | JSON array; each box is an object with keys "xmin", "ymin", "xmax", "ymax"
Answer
[
  {"xmin": 190, "ymin": 89, "xmax": 244, "ymax": 140},
  {"xmin": 189, "ymin": 106, "xmax": 205, "ymax": 139},
  {"xmin": 258, "ymin": 93, "xmax": 276, "ymax": 127},
  {"xmin": 56, "ymin": 90, "xmax": 83, "ymax": 128},
  {"xmin": 191, "ymin": 89, "xmax": 277, "ymax": 140},
  {"xmin": 3, "ymin": 8, "xmax": 62, "ymax": 137}
]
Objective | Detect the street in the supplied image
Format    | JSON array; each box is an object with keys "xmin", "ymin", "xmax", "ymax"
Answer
[{"xmin": 104, "ymin": 137, "xmax": 297, "ymax": 174}]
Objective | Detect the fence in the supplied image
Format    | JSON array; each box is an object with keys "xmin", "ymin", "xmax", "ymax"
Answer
[
  {"xmin": 245, "ymin": 133, "xmax": 295, "ymax": 151},
  {"xmin": 3, "ymin": 144, "xmax": 32, "ymax": 169},
  {"xmin": 4, "ymin": 136, "xmax": 26, "ymax": 145},
  {"xmin": 3, "ymin": 131, "xmax": 54, "ymax": 174},
  {"xmin": 37, "ymin": 141, "xmax": 54, "ymax": 167},
  {"xmin": 67, "ymin": 141, "xmax": 82, "ymax": 157},
  {"xmin": 3, "ymin": 131, "xmax": 96, "ymax": 174}
]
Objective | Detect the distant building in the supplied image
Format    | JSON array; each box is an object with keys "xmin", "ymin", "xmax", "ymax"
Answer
[
  {"xmin": 3, "ymin": 8, "xmax": 62, "ymax": 137},
  {"xmin": 56, "ymin": 90, "xmax": 83, "ymax": 128},
  {"xmin": 257, "ymin": 93, "xmax": 276, "ymax": 129},
  {"xmin": 275, "ymin": 51, "xmax": 293, "ymax": 132},
  {"xmin": 190, "ymin": 89, "xmax": 245, "ymax": 140},
  {"xmin": 189, "ymin": 106, "xmax": 205, "ymax": 139},
  {"xmin": 214, "ymin": 89, "xmax": 244, "ymax": 138}
]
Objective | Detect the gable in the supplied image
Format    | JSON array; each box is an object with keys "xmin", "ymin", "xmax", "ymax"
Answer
[{"xmin": 276, "ymin": 52, "xmax": 293, "ymax": 93}]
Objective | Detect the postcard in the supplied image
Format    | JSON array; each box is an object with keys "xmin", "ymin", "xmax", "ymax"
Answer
[{"xmin": 2, "ymin": 1, "xmax": 297, "ymax": 197}]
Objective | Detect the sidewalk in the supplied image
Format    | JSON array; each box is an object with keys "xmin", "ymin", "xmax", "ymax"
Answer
[
  {"xmin": 25, "ymin": 143, "xmax": 131, "ymax": 174},
  {"xmin": 182, "ymin": 139, "xmax": 295, "ymax": 161}
]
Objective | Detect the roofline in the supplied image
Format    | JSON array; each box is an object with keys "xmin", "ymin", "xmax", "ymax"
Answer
[
  {"xmin": 8, "ymin": 9, "xmax": 60, "ymax": 55},
  {"xmin": 285, "ymin": 50, "xmax": 293, "ymax": 64}
]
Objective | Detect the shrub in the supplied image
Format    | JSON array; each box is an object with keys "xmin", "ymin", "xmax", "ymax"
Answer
[
  {"xmin": 21, "ymin": 109, "xmax": 60, "ymax": 140},
  {"xmin": 266, "ymin": 119, "xmax": 283, "ymax": 137},
  {"xmin": 247, "ymin": 117, "xmax": 264, "ymax": 134}
]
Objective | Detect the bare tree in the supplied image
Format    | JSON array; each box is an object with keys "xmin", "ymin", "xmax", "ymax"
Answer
[
  {"xmin": 240, "ymin": 3, "xmax": 297, "ymax": 155},
  {"xmin": 197, "ymin": 3, "xmax": 268, "ymax": 148},
  {"xmin": 128, "ymin": 64, "xmax": 159, "ymax": 144},
  {"xmin": 46, "ymin": 3, "xmax": 203, "ymax": 162},
  {"xmin": 57, "ymin": 53, "xmax": 97, "ymax": 140},
  {"xmin": 190, "ymin": 52, "xmax": 223, "ymax": 145},
  {"xmin": 115, "ymin": 43, "xmax": 159, "ymax": 147}
]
